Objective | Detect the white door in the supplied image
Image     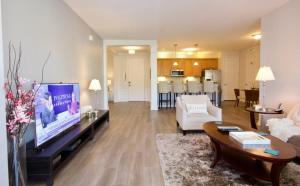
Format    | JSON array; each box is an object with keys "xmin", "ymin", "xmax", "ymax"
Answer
[
  {"xmin": 114, "ymin": 55, "xmax": 129, "ymax": 102},
  {"xmin": 246, "ymin": 47, "xmax": 260, "ymax": 88},
  {"xmin": 113, "ymin": 54, "xmax": 147, "ymax": 102},
  {"xmin": 127, "ymin": 57, "xmax": 145, "ymax": 101},
  {"xmin": 220, "ymin": 52, "xmax": 239, "ymax": 100}
]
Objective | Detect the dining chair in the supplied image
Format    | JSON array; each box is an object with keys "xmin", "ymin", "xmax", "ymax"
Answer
[
  {"xmin": 234, "ymin": 89, "xmax": 240, "ymax": 107},
  {"xmin": 244, "ymin": 89, "xmax": 259, "ymax": 108}
]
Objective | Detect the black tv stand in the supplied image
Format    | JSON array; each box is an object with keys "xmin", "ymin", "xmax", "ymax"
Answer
[{"xmin": 26, "ymin": 110, "xmax": 109, "ymax": 186}]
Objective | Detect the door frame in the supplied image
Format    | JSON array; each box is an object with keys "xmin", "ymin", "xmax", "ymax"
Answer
[{"xmin": 103, "ymin": 40, "xmax": 158, "ymax": 110}]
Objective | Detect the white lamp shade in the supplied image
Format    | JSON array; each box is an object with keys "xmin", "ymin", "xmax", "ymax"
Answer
[
  {"xmin": 89, "ymin": 79, "xmax": 102, "ymax": 91},
  {"xmin": 255, "ymin": 66, "xmax": 275, "ymax": 82}
]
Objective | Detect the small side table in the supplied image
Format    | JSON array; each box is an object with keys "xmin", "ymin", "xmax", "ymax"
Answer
[{"xmin": 246, "ymin": 107, "xmax": 283, "ymax": 129}]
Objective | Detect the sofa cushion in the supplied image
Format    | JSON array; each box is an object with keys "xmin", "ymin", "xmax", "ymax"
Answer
[
  {"xmin": 287, "ymin": 135, "xmax": 300, "ymax": 157},
  {"xmin": 185, "ymin": 103, "xmax": 208, "ymax": 115},
  {"xmin": 181, "ymin": 114, "xmax": 218, "ymax": 130},
  {"xmin": 267, "ymin": 118, "xmax": 300, "ymax": 142}
]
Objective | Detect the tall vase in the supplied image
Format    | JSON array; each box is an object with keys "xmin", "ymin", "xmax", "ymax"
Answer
[{"xmin": 9, "ymin": 136, "xmax": 27, "ymax": 186}]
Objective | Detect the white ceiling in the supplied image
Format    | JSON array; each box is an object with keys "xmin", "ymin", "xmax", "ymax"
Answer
[{"xmin": 64, "ymin": 0, "xmax": 289, "ymax": 51}]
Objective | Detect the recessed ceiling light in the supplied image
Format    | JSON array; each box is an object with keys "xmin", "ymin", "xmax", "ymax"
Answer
[
  {"xmin": 252, "ymin": 34, "xmax": 262, "ymax": 40},
  {"xmin": 123, "ymin": 46, "xmax": 141, "ymax": 50},
  {"xmin": 128, "ymin": 49, "xmax": 135, "ymax": 54}
]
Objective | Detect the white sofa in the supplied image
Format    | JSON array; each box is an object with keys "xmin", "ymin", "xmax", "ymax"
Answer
[
  {"xmin": 176, "ymin": 95, "xmax": 222, "ymax": 134},
  {"xmin": 264, "ymin": 104, "xmax": 300, "ymax": 157}
]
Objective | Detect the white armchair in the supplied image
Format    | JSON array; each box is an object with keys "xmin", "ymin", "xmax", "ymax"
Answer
[{"xmin": 176, "ymin": 95, "xmax": 222, "ymax": 134}]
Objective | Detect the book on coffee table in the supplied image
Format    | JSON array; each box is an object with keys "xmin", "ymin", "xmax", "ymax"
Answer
[
  {"xmin": 229, "ymin": 131, "xmax": 271, "ymax": 149},
  {"xmin": 217, "ymin": 126, "xmax": 242, "ymax": 133}
]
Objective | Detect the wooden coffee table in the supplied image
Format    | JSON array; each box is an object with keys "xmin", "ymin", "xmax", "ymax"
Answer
[{"xmin": 203, "ymin": 122, "xmax": 296, "ymax": 186}]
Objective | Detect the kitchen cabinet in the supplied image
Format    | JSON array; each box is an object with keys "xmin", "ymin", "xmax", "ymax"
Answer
[
  {"xmin": 157, "ymin": 58, "xmax": 218, "ymax": 77},
  {"xmin": 162, "ymin": 60, "xmax": 173, "ymax": 76}
]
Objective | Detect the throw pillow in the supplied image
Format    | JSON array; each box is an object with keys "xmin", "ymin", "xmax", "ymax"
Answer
[{"xmin": 185, "ymin": 103, "xmax": 208, "ymax": 114}]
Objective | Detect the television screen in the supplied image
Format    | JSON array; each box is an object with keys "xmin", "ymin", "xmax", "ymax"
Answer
[{"xmin": 34, "ymin": 83, "xmax": 80, "ymax": 147}]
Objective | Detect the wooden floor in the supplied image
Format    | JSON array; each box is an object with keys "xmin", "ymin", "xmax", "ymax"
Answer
[{"xmin": 31, "ymin": 101, "xmax": 253, "ymax": 186}]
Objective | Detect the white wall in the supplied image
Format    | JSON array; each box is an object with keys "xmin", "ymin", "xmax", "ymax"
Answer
[
  {"xmin": 261, "ymin": 0, "xmax": 300, "ymax": 111},
  {"xmin": 2, "ymin": 0, "xmax": 103, "ymax": 109},
  {"xmin": 0, "ymin": 0, "xmax": 9, "ymax": 185},
  {"xmin": 103, "ymin": 40, "xmax": 157, "ymax": 110}
]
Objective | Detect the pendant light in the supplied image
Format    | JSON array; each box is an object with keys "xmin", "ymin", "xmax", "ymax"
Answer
[
  {"xmin": 193, "ymin": 44, "xmax": 199, "ymax": 65},
  {"xmin": 173, "ymin": 44, "xmax": 178, "ymax": 66}
]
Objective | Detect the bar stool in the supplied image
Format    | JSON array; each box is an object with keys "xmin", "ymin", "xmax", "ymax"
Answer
[
  {"xmin": 173, "ymin": 81, "xmax": 186, "ymax": 107},
  {"xmin": 204, "ymin": 81, "xmax": 216, "ymax": 105},
  {"xmin": 187, "ymin": 81, "xmax": 202, "ymax": 95},
  {"xmin": 158, "ymin": 82, "xmax": 172, "ymax": 109}
]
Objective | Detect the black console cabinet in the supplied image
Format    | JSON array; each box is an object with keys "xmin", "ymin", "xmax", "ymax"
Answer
[{"xmin": 26, "ymin": 110, "xmax": 109, "ymax": 186}]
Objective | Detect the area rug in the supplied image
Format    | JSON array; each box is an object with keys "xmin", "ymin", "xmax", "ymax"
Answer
[{"xmin": 156, "ymin": 133, "xmax": 300, "ymax": 186}]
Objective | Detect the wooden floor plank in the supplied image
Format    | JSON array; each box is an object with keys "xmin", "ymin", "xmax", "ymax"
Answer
[{"xmin": 29, "ymin": 101, "xmax": 252, "ymax": 186}]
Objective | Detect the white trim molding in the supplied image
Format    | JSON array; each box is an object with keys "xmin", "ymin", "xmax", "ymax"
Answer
[{"xmin": 102, "ymin": 40, "xmax": 158, "ymax": 110}]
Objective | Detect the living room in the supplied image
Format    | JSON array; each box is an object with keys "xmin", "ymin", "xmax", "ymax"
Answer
[{"xmin": 1, "ymin": 0, "xmax": 300, "ymax": 186}]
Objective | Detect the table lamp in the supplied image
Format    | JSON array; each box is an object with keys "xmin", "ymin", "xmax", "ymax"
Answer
[
  {"xmin": 89, "ymin": 79, "xmax": 101, "ymax": 116},
  {"xmin": 255, "ymin": 66, "xmax": 275, "ymax": 110},
  {"xmin": 89, "ymin": 79, "xmax": 102, "ymax": 91}
]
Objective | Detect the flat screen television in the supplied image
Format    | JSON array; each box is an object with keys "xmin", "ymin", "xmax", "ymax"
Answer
[{"xmin": 34, "ymin": 83, "xmax": 81, "ymax": 147}]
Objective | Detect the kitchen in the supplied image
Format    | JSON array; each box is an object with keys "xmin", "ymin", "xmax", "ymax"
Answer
[{"xmin": 157, "ymin": 58, "xmax": 221, "ymax": 108}]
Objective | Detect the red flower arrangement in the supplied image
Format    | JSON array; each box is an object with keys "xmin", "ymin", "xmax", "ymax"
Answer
[
  {"xmin": 4, "ymin": 43, "xmax": 38, "ymax": 139},
  {"xmin": 4, "ymin": 77, "xmax": 36, "ymax": 137},
  {"xmin": 4, "ymin": 42, "xmax": 50, "ymax": 186},
  {"xmin": 4, "ymin": 43, "xmax": 49, "ymax": 139}
]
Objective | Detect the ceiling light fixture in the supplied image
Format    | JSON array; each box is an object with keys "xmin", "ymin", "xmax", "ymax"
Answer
[
  {"xmin": 123, "ymin": 46, "xmax": 141, "ymax": 50},
  {"xmin": 252, "ymin": 34, "xmax": 262, "ymax": 40}
]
